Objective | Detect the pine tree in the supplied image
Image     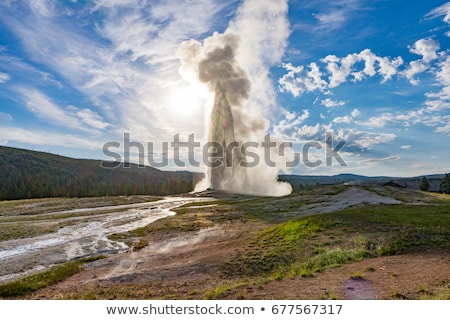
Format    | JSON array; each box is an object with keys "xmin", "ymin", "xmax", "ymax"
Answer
[
  {"xmin": 419, "ymin": 176, "xmax": 430, "ymax": 191},
  {"xmin": 440, "ymin": 173, "xmax": 450, "ymax": 194}
]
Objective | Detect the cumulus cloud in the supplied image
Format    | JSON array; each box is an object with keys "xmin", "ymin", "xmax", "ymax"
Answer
[
  {"xmin": 321, "ymin": 98, "xmax": 345, "ymax": 108},
  {"xmin": 357, "ymin": 113, "xmax": 395, "ymax": 128},
  {"xmin": 333, "ymin": 108, "xmax": 360, "ymax": 124},
  {"xmin": 404, "ymin": 60, "xmax": 429, "ymax": 85},
  {"xmin": 273, "ymin": 110, "xmax": 395, "ymax": 152},
  {"xmin": 279, "ymin": 49, "xmax": 403, "ymax": 96},
  {"xmin": 279, "ymin": 35, "xmax": 446, "ymax": 96},
  {"xmin": 278, "ymin": 62, "xmax": 327, "ymax": 97},
  {"xmin": 404, "ymin": 38, "xmax": 441, "ymax": 85},
  {"xmin": 408, "ymin": 38, "xmax": 440, "ymax": 63},
  {"xmin": 273, "ymin": 117, "xmax": 324, "ymax": 142},
  {"xmin": 332, "ymin": 116, "xmax": 352, "ymax": 124},
  {"xmin": 336, "ymin": 128, "xmax": 396, "ymax": 149}
]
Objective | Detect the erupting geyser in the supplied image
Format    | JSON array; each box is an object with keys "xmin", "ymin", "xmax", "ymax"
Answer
[
  {"xmin": 209, "ymin": 82, "xmax": 244, "ymax": 190},
  {"xmin": 178, "ymin": 31, "xmax": 292, "ymax": 196}
]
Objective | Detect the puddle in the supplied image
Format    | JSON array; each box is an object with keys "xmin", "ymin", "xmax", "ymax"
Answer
[{"xmin": 344, "ymin": 278, "xmax": 379, "ymax": 299}]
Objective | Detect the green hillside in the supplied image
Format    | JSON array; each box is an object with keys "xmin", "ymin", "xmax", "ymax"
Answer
[{"xmin": 0, "ymin": 146, "xmax": 203, "ymax": 200}]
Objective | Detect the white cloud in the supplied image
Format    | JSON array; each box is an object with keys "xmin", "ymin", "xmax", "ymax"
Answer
[
  {"xmin": 351, "ymin": 109, "xmax": 360, "ymax": 117},
  {"xmin": 436, "ymin": 122, "xmax": 450, "ymax": 135},
  {"xmin": 16, "ymin": 87, "xmax": 82, "ymax": 128},
  {"xmin": 322, "ymin": 53, "xmax": 358, "ymax": 87},
  {"xmin": 408, "ymin": 38, "xmax": 440, "ymax": 63},
  {"xmin": 362, "ymin": 155, "xmax": 401, "ymax": 164},
  {"xmin": 0, "ymin": 0, "xmax": 225, "ymax": 143},
  {"xmin": 0, "ymin": 51, "xmax": 61, "ymax": 87},
  {"xmin": 376, "ymin": 56, "xmax": 404, "ymax": 82},
  {"xmin": 333, "ymin": 115, "xmax": 352, "ymax": 124},
  {"xmin": 309, "ymin": 0, "xmax": 367, "ymax": 32},
  {"xmin": 14, "ymin": 87, "xmax": 110, "ymax": 133},
  {"xmin": 73, "ymin": 107, "xmax": 110, "ymax": 130},
  {"xmin": 29, "ymin": 0, "xmax": 56, "ymax": 17},
  {"xmin": 0, "ymin": 71, "xmax": 10, "ymax": 83},
  {"xmin": 313, "ymin": 10, "xmax": 346, "ymax": 29},
  {"xmin": 91, "ymin": 0, "xmax": 140, "ymax": 11},
  {"xmin": 279, "ymin": 49, "xmax": 403, "ymax": 96},
  {"xmin": 425, "ymin": 2, "xmax": 450, "ymax": 25},
  {"xmin": 404, "ymin": 60, "xmax": 428, "ymax": 85},
  {"xmin": 336, "ymin": 129, "xmax": 396, "ymax": 149},
  {"xmin": 321, "ymin": 98, "xmax": 345, "ymax": 108},
  {"xmin": 356, "ymin": 54, "xmax": 450, "ymax": 136},
  {"xmin": 333, "ymin": 109, "xmax": 359, "ymax": 124},
  {"xmin": 274, "ymin": 112, "xmax": 395, "ymax": 150},
  {"xmin": 333, "ymin": 109, "xmax": 361, "ymax": 123},
  {"xmin": 273, "ymin": 119, "xmax": 323, "ymax": 142},
  {"xmin": 278, "ymin": 62, "xmax": 327, "ymax": 97},
  {"xmin": 403, "ymin": 38, "xmax": 441, "ymax": 85},
  {"xmin": 401, "ymin": 145, "xmax": 411, "ymax": 150},
  {"xmin": 357, "ymin": 113, "xmax": 395, "ymax": 128},
  {"xmin": 273, "ymin": 110, "xmax": 312, "ymax": 139},
  {"xmin": 434, "ymin": 55, "xmax": 450, "ymax": 88},
  {"xmin": 0, "ymin": 126, "xmax": 101, "ymax": 149}
]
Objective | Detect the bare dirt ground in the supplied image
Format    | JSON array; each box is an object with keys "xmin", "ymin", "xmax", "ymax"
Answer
[
  {"xmin": 14, "ymin": 186, "xmax": 449, "ymax": 300},
  {"xmin": 230, "ymin": 249, "xmax": 450, "ymax": 300},
  {"xmin": 29, "ymin": 229, "xmax": 450, "ymax": 300}
]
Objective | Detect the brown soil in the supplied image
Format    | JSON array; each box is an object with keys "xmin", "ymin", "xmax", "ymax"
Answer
[
  {"xmin": 27, "ymin": 222, "xmax": 450, "ymax": 300},
  {"xmin": 6, "ymin": 187, "xmax": 450, "ymax": 300}
]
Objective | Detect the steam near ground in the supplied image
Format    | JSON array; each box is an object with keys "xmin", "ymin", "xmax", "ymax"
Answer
[{"xmin": 177, "ymin": 0, "xmax": 292, "ymax": 197}]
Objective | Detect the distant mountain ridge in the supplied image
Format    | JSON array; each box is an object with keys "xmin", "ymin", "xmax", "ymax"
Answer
[
  {"xmin": 0, "ymin": 146, "xmax": 203, "ymax": 200},
  {"xmin": 0, "ymin": 145, "xmax": 447, "ymax": 200},
  {"xmin": 280, "ymin": 173, "xmax": 446, "ymax": 192}
]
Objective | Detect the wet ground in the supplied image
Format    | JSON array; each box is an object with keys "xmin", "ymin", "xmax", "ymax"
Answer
[
  {"xmin": 0, "ymin": 197, "xmax": 208, "ymax": 283},
  {"xmin": 2, "ymin": 186, "xmax": 449, "ymax": 300}
]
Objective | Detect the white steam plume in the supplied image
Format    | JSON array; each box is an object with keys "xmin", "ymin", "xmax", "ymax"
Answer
[{"xmin": 177, "ymin": 0, "xmax": 292, "ymax": 196}]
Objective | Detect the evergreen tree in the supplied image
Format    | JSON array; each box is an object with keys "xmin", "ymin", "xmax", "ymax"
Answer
[
  {"xmin": 440, "ymin": 173, "xmax": 450, "ymax": 194},
  {"xmin": 419, "ymin": 176, "xmax": 431, "ymax": 191}
]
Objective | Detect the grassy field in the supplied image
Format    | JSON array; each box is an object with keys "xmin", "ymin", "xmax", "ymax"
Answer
[
  {"xmin": 0, "ymin": 256, "xmax": 106, "ymax": 298},
  {"xmin": 223, "ymin": 204, "xmax": 450, "ymax": 281},
  {"xmin": 1, "ymin": 186, "xmax": 449, "ymax": 299}
]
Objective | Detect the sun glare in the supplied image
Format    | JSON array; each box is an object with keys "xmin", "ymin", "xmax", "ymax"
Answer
[{"xmin": 167, "ymin": 83, "xmax": 208, "ymax": 116}]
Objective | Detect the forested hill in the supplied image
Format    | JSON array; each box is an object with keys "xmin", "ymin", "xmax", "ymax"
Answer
[{"xmin": 0, "ymin": 146, "xmax": 203, "ymax": 200}]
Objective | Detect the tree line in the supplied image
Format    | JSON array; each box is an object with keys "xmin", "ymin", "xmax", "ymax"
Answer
[
  {"xmin": 418, "ymin": 174, "xmax": 450, "ymax": 193},
  {"xmin": 0, "ymin": 146, "xmax": 203, "ymax": 200}
]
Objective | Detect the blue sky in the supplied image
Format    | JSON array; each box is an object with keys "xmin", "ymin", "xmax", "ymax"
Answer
[{"xmin": 0, "ymin": 0, "xmax": 449, "ymax": 177}]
